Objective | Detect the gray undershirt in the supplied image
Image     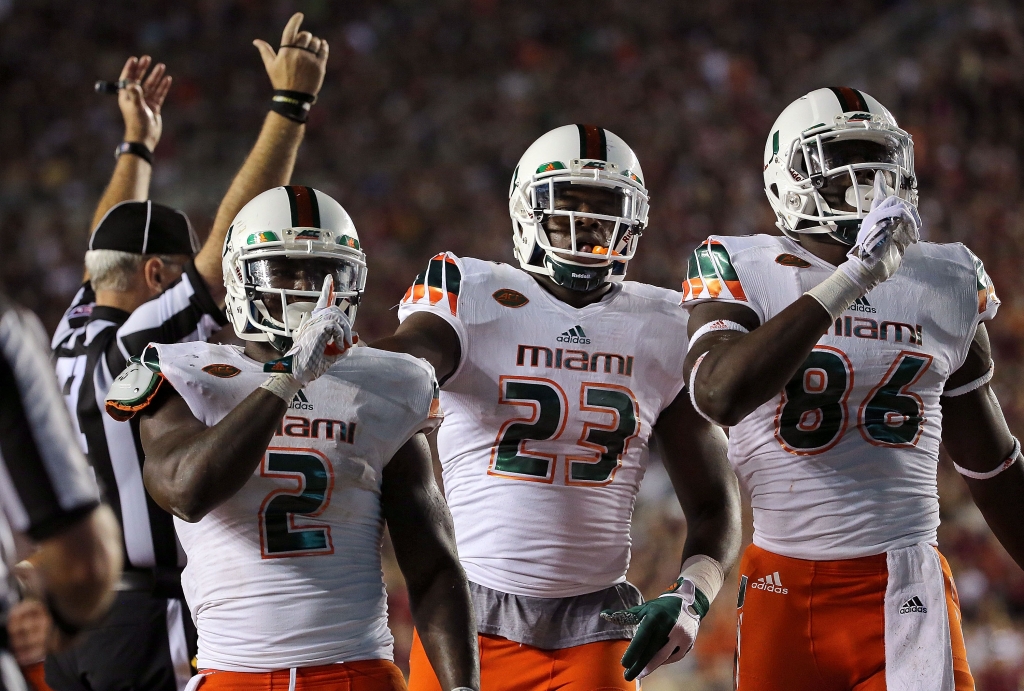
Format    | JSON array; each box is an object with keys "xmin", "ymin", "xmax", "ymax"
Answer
[{"xmin": 470, "ymin": 581, "xmax": 642, "ymax": 650}]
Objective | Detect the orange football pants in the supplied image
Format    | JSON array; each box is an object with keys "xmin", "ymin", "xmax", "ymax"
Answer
[
  {"xmin": 190, "ymin": 661, "xmax": 407, "ymax": 690},
  {"xmin": 408, "ymin": 629, "xmax": 634, "ymax": 691},
  {"xmin": 735, "ymin": 543, "xmax": 974, "ymax": 691}
]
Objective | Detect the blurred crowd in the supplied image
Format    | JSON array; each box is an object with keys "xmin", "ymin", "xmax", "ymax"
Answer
[{"xmin": 2, "ymin": 0, "xmax": 1023, "ymax": 687}]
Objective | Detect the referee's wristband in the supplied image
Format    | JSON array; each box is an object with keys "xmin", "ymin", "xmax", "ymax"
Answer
[
  {"xmin": 115, "ymin": 141, "xmax": 153, "ymax": 165},
  {"xmin": 270, "ymin": 89, "xmax": 316, "ymax": 124}
]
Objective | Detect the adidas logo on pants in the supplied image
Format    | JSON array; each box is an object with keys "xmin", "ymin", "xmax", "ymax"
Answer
[{"xmin": 751, "ymin": 571, "xmax": 788, "ymax": 594}]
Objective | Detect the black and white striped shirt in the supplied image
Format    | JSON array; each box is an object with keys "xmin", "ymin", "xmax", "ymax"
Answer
[
  {"xmin": 0, "ymin": 295, "xmax": 101, "ymax": 616},
  {"xmin": 52, "ymin": 262, "xmax": 226, "ymax": 573}
]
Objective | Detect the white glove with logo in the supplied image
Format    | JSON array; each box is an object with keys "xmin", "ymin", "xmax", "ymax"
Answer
[
  {"xmin": 261, "ymin": 276, "xmax": 355, "ymax": 401},
  {"xmin": 807, "ymin": 171, "xmax": 922, "ymax": 321}
]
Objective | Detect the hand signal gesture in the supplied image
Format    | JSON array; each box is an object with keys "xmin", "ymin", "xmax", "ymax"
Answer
[
  {"xmin": 117, "ymin": 55, "xmax": 172, "ymax": 152},
  {"xmin": 253, "ymin": 12, "xmax": 329, "ymax": 97}
]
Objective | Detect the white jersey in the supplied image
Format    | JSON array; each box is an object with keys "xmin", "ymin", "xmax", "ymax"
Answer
[
  {"xmin": 398, "ymin": 253, "xmax": 688, "ymax": 598},
  {"xmin": 144, "ymin": 341, "xmax": 441, "ymax": 671},
  {"xmin": 682, "ymin": 234, "xmax": 1000, "ymax": 560}
]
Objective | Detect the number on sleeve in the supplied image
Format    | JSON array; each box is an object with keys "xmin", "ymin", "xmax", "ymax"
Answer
[
  {"xmin": 567, "ymin": 384, "xmax": 640, "ymax": 485},
  {"xmin": 259, "ymin": 449, "xmax": 335, "ymax": 558},
  {"xmin": 489, "ymin": 377, "xmax": 567, "ymax": 482}
]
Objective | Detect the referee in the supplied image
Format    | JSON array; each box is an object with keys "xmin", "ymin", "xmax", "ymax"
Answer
[
  {"xmin": 49, "ymin": 201, "xmax": 226, "ymax": 691},
  {"xmin": 47, "ymin": 22, "xmax": 329, "ymax": 691},
  {"xmin": 0, "ymin": 293, "xmax": 122, "ymax": 691}
]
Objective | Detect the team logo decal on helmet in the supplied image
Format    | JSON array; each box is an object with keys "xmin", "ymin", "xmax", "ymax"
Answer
[
  {"xmin": 222, "ymin": 186, "xmax": 367, "ymax": 351},
  {"xmin": 763, "ymin": 87, "xmax": 917, "ymax": 245},
  {"xmin": 508, "ymin": 124, "xmax": 650, "ymax": 291}
]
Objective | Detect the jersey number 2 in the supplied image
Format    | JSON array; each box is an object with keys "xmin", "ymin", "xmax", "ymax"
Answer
[
  {"xmin": 775, "ymin": 347, "xmax": 933, "ymax": 454},
  {"xmin": 259, "ymin": 448, "xmax": 335, "ymax": 558},
  {"xmin": 490, "ymin": 377, "xmax": 639, "ymax": 485}
]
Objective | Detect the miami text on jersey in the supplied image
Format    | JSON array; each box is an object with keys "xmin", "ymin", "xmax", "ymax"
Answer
[
  {"xmin": 516, "ymin": 344, "xmax": 635, "ymax": 376},
  {"xmin": 274, "ymin": 415, "xmax": 357, "ymax": 443},
  {"xmin": 832, "ymin": 317, "xmax": 923, "ymax": 346}
]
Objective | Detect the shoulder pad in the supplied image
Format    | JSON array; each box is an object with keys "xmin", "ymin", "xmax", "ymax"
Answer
[{"xmin": 105, "ymin": 358, "xmax": 166, "ymax": 422}]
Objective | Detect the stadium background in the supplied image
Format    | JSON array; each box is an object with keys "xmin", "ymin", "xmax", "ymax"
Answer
[{"xmin": 2, "ymin": 0, "xmax": 1023, "ymax": 687}]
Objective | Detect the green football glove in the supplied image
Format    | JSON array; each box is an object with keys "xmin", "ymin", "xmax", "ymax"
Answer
[{"xmin": 601, "ymin": 577, "xmax": 707, "ymax": 681}]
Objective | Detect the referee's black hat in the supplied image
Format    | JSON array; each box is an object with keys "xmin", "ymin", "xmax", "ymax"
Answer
[{"xmin": 89, "ymin": 201, "xmax": 199, "ymax": 256}]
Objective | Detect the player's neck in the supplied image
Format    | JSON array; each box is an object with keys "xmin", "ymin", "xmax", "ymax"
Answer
[
  {"xmin": 244, "ymin": 340, "xmax": 285, "ymax": 364},
  {"xmin": 532, "ymin": 274, "xmax": 611, "ymax": 309},
  {"xmin": 795, "ymin": 234, "xmax": 851, "ymax": 267}
]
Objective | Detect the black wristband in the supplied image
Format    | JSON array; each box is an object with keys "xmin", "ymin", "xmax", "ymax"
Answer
[
  {"xmin": 46, "ymin": 594, "xmax": 82, "ymax": 638},
  {"xmin": 115, "ymin": 141, "xmax": 153, "ymax": 165},
  {"xmin": 270, "ymin": 90, "xmax": 316, "ymax": 124}
]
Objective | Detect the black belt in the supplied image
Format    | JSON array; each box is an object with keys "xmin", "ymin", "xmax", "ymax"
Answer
[{"xmin": 116, "ymin": 568, "xmax": 184, "ymax": 599}]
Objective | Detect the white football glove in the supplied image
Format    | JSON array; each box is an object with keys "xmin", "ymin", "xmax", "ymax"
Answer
[
  {"xmin": 837, "ymin": 171, "xmax": 922, "ymax": 293},
  {"xmin": 261, "ymin": 276, "xmax": 355, "ymax": 401},
  {"xmin": 806, "ymin": 171, "xmax": 922, "ymax": 321},
  {"xmin": 286, "ymin": 275, "xmax": 354, "ymax": 384}
]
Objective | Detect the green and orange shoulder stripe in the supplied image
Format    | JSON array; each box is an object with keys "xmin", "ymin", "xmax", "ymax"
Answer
[
  {"xmin": 681, "ymin": 238, "xmax": 748, "ymax": 303},
  {"xmin": 401, "ymin": 252, "xmax": 463, "ymax": 317}
]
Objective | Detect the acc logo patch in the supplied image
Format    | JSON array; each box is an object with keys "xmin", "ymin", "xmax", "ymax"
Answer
[
  {"xmin": 202, "ymin": 363, "xmax": 241, "ymax": 378},
  {"xmin": 775, "ymin": 253, "xmax": 812, "ymax": 268},
  {"xmin": 492, "ymin": 289, "xmax": 529, "ymax": 308}
]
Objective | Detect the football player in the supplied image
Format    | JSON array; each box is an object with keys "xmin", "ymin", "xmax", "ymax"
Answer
[
  {"xmin": 373, "ymin": 125, "xmax": 742, "ymax": 689},
  {"xmin": 683, "ymin": 87, "xmax": 1024, "ymax": 690},
  {"xmin": 105, "ymin": 188, "xmax": 479, "ymax": 691}
]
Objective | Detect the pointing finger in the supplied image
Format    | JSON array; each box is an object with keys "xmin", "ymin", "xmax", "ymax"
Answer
[
  {"xmin": 280, "ymin": 12, "xmax": 304, "ymax": 46},
  {"xmin": 315, "ymin": 274, "xmax": 335, "ymax": 311},
  {"xmin": 870, "ymin": 170, "xmax": 888, "ymax": 211}
]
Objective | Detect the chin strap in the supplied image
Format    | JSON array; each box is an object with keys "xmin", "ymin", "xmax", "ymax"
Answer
[{"xmin": 543, "ymin": 254, "xmax": 611, "ymax": 292}]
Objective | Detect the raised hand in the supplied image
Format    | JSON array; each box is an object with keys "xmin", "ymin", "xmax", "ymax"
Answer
[
  {"xmin": 839, "ymin": 171, "xmax": 922, "ymax": 291},
  {"xmin": 266, "ymin": 276, "xmax": 355, "ymax": 386},
  {"xmin": 117, "ymin": 55, "xmax": 172, "ymax": 152},
  {"xmin": 253, "ymin": 12, "xmax": 329, "ymax": 97}
]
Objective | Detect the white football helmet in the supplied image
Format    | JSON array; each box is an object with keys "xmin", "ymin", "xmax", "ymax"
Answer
[
  {"xmin": 509, "ymin": 124, "xmax": 649, "ymax": 291},
  {"xmin": 223, "ymin": 186, "xmax": 366, "ymax": 350},
  {"xmin": 764, "ymin": 87, "xmax": 917, "ymax": 245}
]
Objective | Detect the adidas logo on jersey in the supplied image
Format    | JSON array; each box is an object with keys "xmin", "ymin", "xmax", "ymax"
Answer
[
  {"xmin": 289, "ymin": 389, "xmax": 314, "ymax": 411},
  {"xmin": 751, "ymin": 571, "xmax": 788, "ymax": 594},
  {"xmin": 557, "ymin": 326, "xmax": 591, "ymax": 345},
  {"xmin": 899, "ymin": 596, "xmax": 927, "ymax": 614},
  {"xmin": 848, "ymin": 296, "xmax": 877, "ymax": 314}
]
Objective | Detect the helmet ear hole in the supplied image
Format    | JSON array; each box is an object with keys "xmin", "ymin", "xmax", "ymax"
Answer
[{"xmin": 770, "ymin": 183, "xmax": 780, "ymax": 200}]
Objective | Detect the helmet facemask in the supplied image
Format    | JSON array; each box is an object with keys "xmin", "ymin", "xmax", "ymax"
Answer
[
  {"xmin": 510, "ymin": 162, "xmax": 648, "ymax": 291},
  {"xmin": 771, "ymin": 113, "xmax": 916, "ymax": 245},
  {"xmin": 230, "ymin": 235, "xmax": 366, "ymax": 352}
]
